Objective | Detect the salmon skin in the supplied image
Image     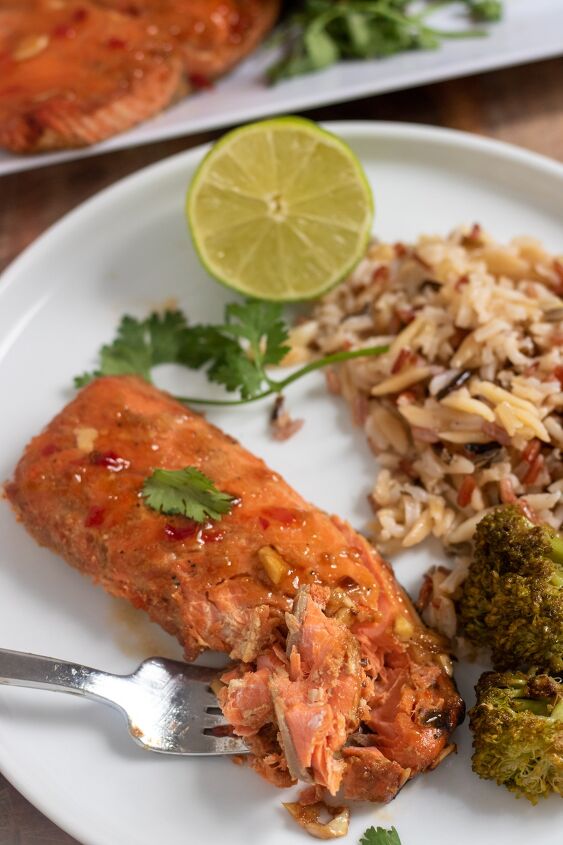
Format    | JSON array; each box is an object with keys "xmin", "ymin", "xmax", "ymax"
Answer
[
  {"xmin": 7, "ymin": 375, "xmax": 464, "ymax": 801},
  {"xmin": 0, "ymin": 0, "xmax": 279, "ymax": 153}
]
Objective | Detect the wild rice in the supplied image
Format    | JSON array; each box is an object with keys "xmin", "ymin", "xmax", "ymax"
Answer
[{"xmin": 300, "ymin": 226, "xmax": 563, "ymax": 562}]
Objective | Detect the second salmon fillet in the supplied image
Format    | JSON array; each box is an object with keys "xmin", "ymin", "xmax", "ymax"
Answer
[{"xmin": 7, "ymin": 375, "xmax": 464, "ymax": 800}]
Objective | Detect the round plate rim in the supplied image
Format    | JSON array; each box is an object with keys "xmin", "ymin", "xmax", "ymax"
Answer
[{"xmin": 0, "ymin": 120, "xmax": 562, "ymax": 844}]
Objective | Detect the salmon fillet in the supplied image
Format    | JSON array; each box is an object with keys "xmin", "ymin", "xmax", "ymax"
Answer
[
  {"xmin": 96, "ymin": 0, "xmax": 282, "ymax": 81},
  {"xmin": 7, "ymin": 375, "xmax": 464, "ymax": 801},
  {"xmin": 0, "ymin": 0, "xmax": 280, "ymax": 153},
  {"xmin": 0, "ymin": 0, "xmax": 183, "ymax": 153}
]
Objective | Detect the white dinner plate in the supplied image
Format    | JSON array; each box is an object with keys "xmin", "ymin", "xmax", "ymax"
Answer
[
  {"xmin": 0, "ymin": 123, "xmax": 562, "ymax": 845},
  {"xmin": 1, "ymin": 0, "xmax": 563, "ymax": 177}
]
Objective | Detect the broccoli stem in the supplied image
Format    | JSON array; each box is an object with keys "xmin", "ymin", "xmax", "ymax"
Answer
[
  {"xmin": 513, "ymin": 698, "xmax": 551, "ymax": 717},
  {"xmin": 550, "ymin": 535, "xmax": 563, "ymax": 567}
]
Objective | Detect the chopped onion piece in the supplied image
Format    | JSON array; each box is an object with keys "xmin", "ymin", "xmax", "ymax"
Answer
[{"xmin": 283, "ymin": 801, "xmax": 350, "ymax": 840}]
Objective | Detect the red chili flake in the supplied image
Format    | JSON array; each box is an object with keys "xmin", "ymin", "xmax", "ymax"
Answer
[
  {"xmin": 521, "ymin": 439, "xmax": 541, "ymax": 465},
  {"xmin": 164, "ymin": 521, "xmax": 199, "ymax": 541},
  {"xmin": 523, "ymin": 454, "xmax": 544, "ymax": 486},
  {"xmin": 200, "ymin": 527, "xmax": 225, "ymax": 544},
  {"xmin": 73, "ymin": 8, "xmax": 88, "ymax": 22},
  {"xmin": 259, "ymin": 516, "xmax": 270, "ymax": 530},
  {"xmin": 261, "ymin": 506, "xmax": 297, "ymax": 525},
  {"xmin": 107, "ymin": 37, "xmax": 126, "ymax": 49},
  {"xmin": 85, "ymin": 506, "xmax": 105, "ymax": 527},
  {"xmin": 124, "ymin": 3, "xmax": 141, "ymax": 14},
  {"xmin": 554, "ymin": 365, "xmax": 563, "ymax": 388},
  {"xmin": 371, "ymin": 265, "xmax": 389, "ymax": 284},
  {"xmin": 455, "ymin": 274, "xmax": 470, "ymax": 290},
  {"xmin": 89, "ymin": 451, "xmax": 130, "ymax": 472},
  {"xmin": 457, "ymin": 476, "xmax": 476, "ymax": 508},
  {"xmin": 394, "ymin": 242, "xmax": 408, "ymax": 258},
  {"xmin": 41, "ymin": 443, "xmax": 58, "ymax": 457},
  {"xmin": 52, "ymin": 24, "xmax": 75, "ymax": 38},
  {"xmin": 189, "ymin": 73, "xmax": 213, "ymax": 89},
  {"xmin": 391, "ymin": 347, "xmax": 416, "ymax": 374}
]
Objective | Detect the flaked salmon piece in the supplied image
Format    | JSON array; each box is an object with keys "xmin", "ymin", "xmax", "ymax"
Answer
[
  {"xmin": 96, "ymin": 0, "xmax": 281, "ymax": 81},
  {"xmin": 8, "ymin": 375, "xmax": 464, "ymax": 804},
  {"xmin": 0, "ymin": 0, "xmax": 182, "ymax": 153},
  {"xmin": 341, "ymin": 745, "xmax": 410, "ymax": 803},
  {"xmin": 221, "ymin": 586, "xmax": 364, "ymax": 796}
]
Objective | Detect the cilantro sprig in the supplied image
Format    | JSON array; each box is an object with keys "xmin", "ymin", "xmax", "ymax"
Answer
[
  {"xmin": 75, "ymin": 302, "xmax": 387, "ymax": 407},
  {"xmin": 360, "ymin": 825, "xmax": 402, "ymax": 845},
  {"xmin": 269, "ymin": 0, "xmax": 502, "ymax": 82},
  {"xmin": 142, "ymin": 467, "xmax": 236, "ymax": 522},
  {"xmin": 75, "ymin": 310, "xmax": 190, "ymax": 387}
]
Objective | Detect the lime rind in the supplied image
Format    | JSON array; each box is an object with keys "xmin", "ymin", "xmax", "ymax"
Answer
[{"xmin": 186, "ymin": 116, "xmax": 374, "ymax": 302}]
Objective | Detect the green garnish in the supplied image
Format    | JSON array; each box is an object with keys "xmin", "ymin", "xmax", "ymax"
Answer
[
  {"xmin": 269, "ymin": 0, "xmax": 502, "ymax": 82},
  {"xmin": 179, "ymin": 300, "xmax": 291, "ymax": 401},
  {"xmin": 75, "ymin": 302, "xmax": 387, "ymax": 406},
  {"xmin": 466, "ymin": 0, "xmax": 502, "ymax": 21},
  {"xmin": 142, "ymin": 467, "xmax": 236, "ymax": 522},
  {"xmin": 75, "ymin": 310, "xmax": 190, "ymax": 387},
  {"xmin": 360, "ymin": 825, "xmax": 402, "ymax": 845}
]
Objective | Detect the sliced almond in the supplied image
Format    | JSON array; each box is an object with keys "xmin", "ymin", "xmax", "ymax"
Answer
[
  {"xmin": 14, "ymin": 34, "xmax": 49, "ymax": 61},
  {"xmin": 258, "ymin": 545, "xmax": 288, "ymax": 585}
]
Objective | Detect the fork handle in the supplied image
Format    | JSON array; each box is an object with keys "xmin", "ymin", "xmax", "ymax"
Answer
[{"xmin": 0, "ymin": 647, "xmax": 117, "ymax": 702}]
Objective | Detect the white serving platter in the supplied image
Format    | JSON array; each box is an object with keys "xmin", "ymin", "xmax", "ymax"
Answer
[{"xmin": 1, "ymin": 0, "xmax": 562, "ymax": 177}]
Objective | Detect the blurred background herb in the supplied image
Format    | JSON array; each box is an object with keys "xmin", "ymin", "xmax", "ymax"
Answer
[{"xmin": 269, "ymin": 0, "xmax": 503, "ymax": 82}]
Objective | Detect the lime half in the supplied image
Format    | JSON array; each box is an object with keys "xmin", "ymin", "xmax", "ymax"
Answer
[{"xmin": 186, "ymin": 117, "xmax": 374, "ymax": 301}]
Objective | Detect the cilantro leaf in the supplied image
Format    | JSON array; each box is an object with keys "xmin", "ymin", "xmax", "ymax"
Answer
[
  {"xmin": 224, "ymin": 300, "xmax": 290, "ymax": 367},
  {"xmin": 75, "ymin": 302, "xmax": 387, "ymax": 407},
  {"xmin": 269, "ymin": 0, "xmax": 499, "ymax": 82},
  {"xmin": 75, "ymin": 310, "xmax": 190, "ymax": 387},
  {"xmin": 148, "ymin": 310, "xmax": 191, "ymax": 365},
  {"xmin": 142, "ymin": 467, "xmax": 236, "ymax": 522},
  {"xmin": 360, "ymin": 826, "xmax": 402, "ymax": 845},
  {"xmin": 178, "ymin": 299, "xmax": 290, "ymax": 400},
  {"xmin": 465, "ymin": 0, "xmax": 502, "ymax": 20}
]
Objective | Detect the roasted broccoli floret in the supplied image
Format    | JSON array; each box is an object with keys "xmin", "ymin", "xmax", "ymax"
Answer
[
  {"xmin": 470, "ymin": 670, "xmax": 563, "ymax": 802},
  {"xmin": 459, "ymin": 505, "xmax": 563, "ymax": 672}
]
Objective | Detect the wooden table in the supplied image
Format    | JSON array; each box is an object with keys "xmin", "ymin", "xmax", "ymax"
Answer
[{"xmin": 1, "ymin": 55, "xmax": 562, "ymax": 844}]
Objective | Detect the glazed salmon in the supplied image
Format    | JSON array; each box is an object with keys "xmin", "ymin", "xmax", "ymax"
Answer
[
  {"xmin": 0, "ymin": 0, "xmax": 280, "ymax": 153},
  {"xmin": 0, "ymin": 0, "xmax": 183, "ymax": 153},
  {"xmin": 7, "ymin": 375, "xmax": 464, "ymax": 800},
  {"xmin": 97, "ymin": 0, "xmax": 282, "ymax": 81}
]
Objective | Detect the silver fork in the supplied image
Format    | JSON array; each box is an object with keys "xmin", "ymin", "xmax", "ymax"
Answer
[{"xmin": 0, "ymin": 648, "xmax": 248, "ymax": 756}]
